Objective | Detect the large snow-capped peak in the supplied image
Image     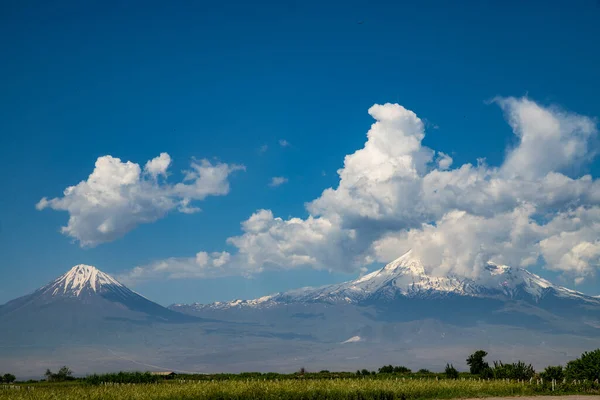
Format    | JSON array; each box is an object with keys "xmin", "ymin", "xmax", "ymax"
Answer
[
  {"xmin": 42, "ymin": 264, "xmax": 129, "ymax": 297},
  {"xmin": 176, "ymin": 250, "xmax": 598, "ymax": 311}
]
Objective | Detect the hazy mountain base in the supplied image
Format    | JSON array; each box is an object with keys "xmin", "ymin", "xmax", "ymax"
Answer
[{"xmin": 2, "ymin": 315, "xmax": 599, "ymax": 379}]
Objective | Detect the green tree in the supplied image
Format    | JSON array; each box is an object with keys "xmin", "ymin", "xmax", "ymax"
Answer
[
  {"xmin": 44, "ymin": 369, "xmax": 53, "ymax": 382},
  {"xmin": 466, "ymin": 350, "xmax": 489, "ymax": 375},
  {"xmin": 56, "ymin": 366, "xmax": 72, "ymax": 380},
  {"xmin": 44, "ymin": 366, "xmax": 73, "ymax": 382},
  {"xmin": 2, "ymin": 374, "xmax": 15, "ymax": 384},
  {"xmin": 565, "ymin": 349, "xmax": 600, "ymax": 381},
  {"xmin": 445, "ymin": 363, "xmax": 459, "ymax": 379}
]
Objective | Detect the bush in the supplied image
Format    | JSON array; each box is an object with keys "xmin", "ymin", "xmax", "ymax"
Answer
[
  {"xmin": 378, "ymin": 365, "xmax": 395, "ymax": 374},
  {"xmin": 541, "ymin": 365, "xmax": 564, "ymax": 381},
  {"xmin": 490, "ymin": 361, "xmax": 535, "ymax": 380},
  {"xmin": 565, "ymin": 348, "xmax": 600, "ymax": 381},
  {"xmin": 480, "ymin": 367, "xmax": 494, "ymax": 379},
  {"xmin": 418, "ymin": 369, "xmax": 431, "ymax": 374},
  {"xmin": 85, "ymin": 371, "xmax": 161, "ymax": 385},
  {"xmin": 44, "ymin": 366, "xmax": 73, "ymax": 382},
  {"xmin": 445, "ymin": 364, "xmax": 459, "ymax": 379},
  {"xmin": 466, "ymin": 350, "xmax": 490, "ymax": 375}
]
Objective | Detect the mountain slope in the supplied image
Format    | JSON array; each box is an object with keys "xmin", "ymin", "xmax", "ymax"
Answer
[{"xmin": 0, "ymin": 265, "xmax": 196, "ymax": 346}]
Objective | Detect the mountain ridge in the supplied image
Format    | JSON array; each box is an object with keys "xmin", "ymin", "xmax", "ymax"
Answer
[{"xmin": 171, "ymin": 250, "xmax": 598, "ymax": 312}]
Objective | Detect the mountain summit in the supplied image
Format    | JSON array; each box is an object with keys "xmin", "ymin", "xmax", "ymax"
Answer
[{"xmin": 41, "ymin": 264, "xmax": 131, "ymax": 298}]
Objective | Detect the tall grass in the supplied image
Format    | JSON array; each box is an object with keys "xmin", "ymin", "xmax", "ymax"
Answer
[{"xmin": 2, "ymin": 378, "xmax": 598, "ymax": 400}]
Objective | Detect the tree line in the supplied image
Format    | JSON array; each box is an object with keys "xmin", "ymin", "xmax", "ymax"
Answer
[
  {"xmin": 463, "ymin": 349, "xmax": 600, "ymax": 381},
  {"xmin": 5, "ymin": 347, "xmax": 600, "ymax": 384}
]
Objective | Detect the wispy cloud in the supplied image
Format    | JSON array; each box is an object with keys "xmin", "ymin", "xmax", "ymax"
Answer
[
  {"xmin": 269, "ymin": 176, "xmax": 288, "ymax": 187},
  {"xmin": 258, "ymin": 144, "xmax": 268, "ymax": 154},
  {"xmin": 279, "ymin": 139, "xmax": 290, "ymax": 147}
]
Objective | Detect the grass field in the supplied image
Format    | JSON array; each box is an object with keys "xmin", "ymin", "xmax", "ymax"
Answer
[{"xmin": 1, "ymin": 378, "xmax": 599, "ymax": 400}]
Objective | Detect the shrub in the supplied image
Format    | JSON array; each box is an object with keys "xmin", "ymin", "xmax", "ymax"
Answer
[
  {"xmin": 480, "ymin": 367, "xmax": 494, "ymax": 379},
  {"xmin": 44, "ymin": 366, "xmax": 73, "ymax": 382},
  {"xmin": 85, "ymin": 371, "xmax": 161, "ymax": 385},
  {"xmin": 565, "ymin": 348, "xmax": 600, "ymax": 381},
  {"xmin": 378, "ymin": 365, "xmax": 395, "ymax": 374},
  {"xmin": 378, "ymin": 365, "xmax": 411, "ymax": 374},
  {"xmin": 541, "ymin": 365, "xmax": 564, "ymax": 381},
  {"xmin": 491, "ymin": 361, "xmax": 535, "ymax": 380},
  {"xmin": 445, "ymin": 363, "xmax": 459, "ymax": 379},
  {"xmin": 418, "ymin": 369, "xmax": 431, "ymax": 374}
]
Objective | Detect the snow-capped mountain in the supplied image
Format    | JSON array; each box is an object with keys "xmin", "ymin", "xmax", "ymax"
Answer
[
  {"xmin": 0, "ymin": 265, "xmax": 194, "ymax": 341},
  {"xmin": 172, "ymin": 250, "xmax": 598, "ymax": 312},
  {"xmin": 38, "ymin": 264, "xmax": 140, "ymax": 299}
]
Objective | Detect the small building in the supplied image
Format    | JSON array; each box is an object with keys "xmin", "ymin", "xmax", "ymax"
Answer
[{"xmin": 150, "ymin": 371, "xmax": 177, "ymax": 379}]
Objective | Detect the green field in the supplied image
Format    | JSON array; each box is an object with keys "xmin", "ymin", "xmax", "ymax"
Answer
[{"xmin": 1, "ymin": 378, "xmax": 599, "ymax": 400}]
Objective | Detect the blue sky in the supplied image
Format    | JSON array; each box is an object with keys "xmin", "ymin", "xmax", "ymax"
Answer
[{"xmin": 1, "ymin": 0, "xmax": 599, "ymax": 306}]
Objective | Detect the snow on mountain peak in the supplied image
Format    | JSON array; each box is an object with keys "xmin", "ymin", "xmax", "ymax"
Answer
[
  {"xmin": 382, "ymin": 249, "xmax": 426, "ymax": 274},
  {"xmin": 47, "ymin": 264, "xmax": 125, "ymax": 297},
  {"xmin": 175, "ymin": 251, "xmax": 598, "ymax": 312}
]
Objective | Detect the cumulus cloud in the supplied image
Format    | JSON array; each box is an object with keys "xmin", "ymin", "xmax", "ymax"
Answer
[
  {"xmin": 37, "ymin": 154, "xmax": 244, "ymax": 247},
  {"xmin": 269, "ymin": 177, "xmax": 288, "ymax": 187},
  {"xmin": 279, "ymin": 139, "xmax": 291, "ymax": 147},
  {"xmin": 122, "ymin": 97, "xmax": 599, "ymax": 285}
]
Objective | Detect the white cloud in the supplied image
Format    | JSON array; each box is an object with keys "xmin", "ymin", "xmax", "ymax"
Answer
[
  {"xmin": 144, "ymin": 152, "xmax": 171, "ymax": 179},
  {"xmin": 495, "ymin": 97, "xmax": 597, "ymax": 179},
  {"xmin": 279, "ymin": 139, "xmax": 291, "ymax": 147},
  {"xmin": 122, "ymin": 98, "xmax": 599, "ymax": 285},
  {"xmin": 37, "ymin": 154, "xmax": 244, "ymax": 247},
  {"xmin": 269, "ymin": 177, "xmax": 288, "ymax": 187},
  {"xmin": 258, "ymin": 144, "xmax": 268, "ymax": 154},
  {"xmin": 436, "ymin": 152, "xmax": 453, "ymax": 170}
]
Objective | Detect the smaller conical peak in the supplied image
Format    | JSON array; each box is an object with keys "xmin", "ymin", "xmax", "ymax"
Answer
[{"xmin": 49, "ymin": 264, "xmax": 124, "ymax": 297}]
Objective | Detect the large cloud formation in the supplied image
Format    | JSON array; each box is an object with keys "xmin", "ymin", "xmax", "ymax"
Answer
[
  {"xmin": 121, "ymin": 97, "xmax": 599, "ymax": 284},
  {"xmin": 37, "ymin": 154, "xmax": 244, "ymax": 247}
]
